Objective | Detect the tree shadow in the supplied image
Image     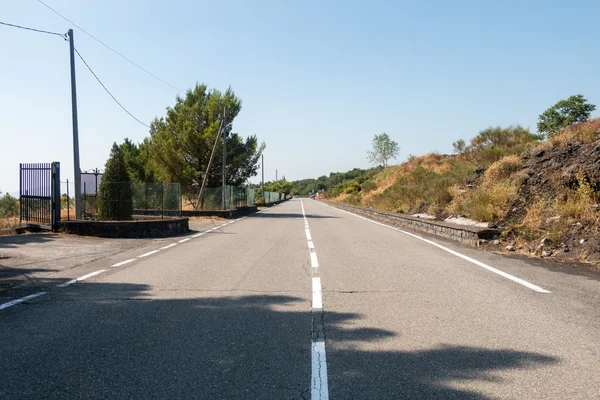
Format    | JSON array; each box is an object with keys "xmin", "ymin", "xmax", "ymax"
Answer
[
  {"xmin": 0, "ymin": 285, "xmax": 559, "ymax": 399},
  {"xmin": 327, "ymin": 344, "xmax": 556, "ymax": 399},
  {"xmin": 0, "ymin": 233, "xmax": 58, "ymax": 249}
]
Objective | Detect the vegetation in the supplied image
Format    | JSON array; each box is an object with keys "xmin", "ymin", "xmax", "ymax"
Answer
[
  {"xmin": 453, "ymin": 125, "xmax": 542, "ymax": 169},
  {"xmin": 287, "ymin": 168, "xmax": 381, "ymax": 198},
  {"xmin": 97, "ymin": 143, "xmax": 133, "ymax": 221},
  {"xmin": 367, "ymin": 133, "xmax": 399, "ymax": 167},
  {"xmin": 537, "ymin": 94, "xmax": 596, "ymax": 137},
  {"xmin": 263, "ymin": 177, "xmax": 293, "ymax": 197},
  {"xmin": 119, "ymin": 138, "xmax": 154, "ymax": 183},
  {"xmin": 148, "ymin": 84, "xmax": 264, "ymax": 204},
  {"xmin": 101, "ymin": 84, "xmax": 265, "ymax": 209},
  {"xmin": 0, "ymin": 192, "xmax": 19, "ymax": 229},
  {"xmin": 286, "ymin": 94, "xmax": 599, "ymax": 263}
]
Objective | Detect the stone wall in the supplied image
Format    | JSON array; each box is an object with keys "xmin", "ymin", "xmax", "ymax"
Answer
[
  {"xmin": 322, "ymin": 201, "xmax": 499, "ymax": 245},
  {"xmin": 59, "ymin": 218, "xmax": 189, "ymax": 238}
]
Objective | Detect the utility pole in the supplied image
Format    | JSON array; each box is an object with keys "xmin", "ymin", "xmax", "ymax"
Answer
[
  {"xmin": 68, "ymin": 29, "xmax": 82, "ymax": 220},
  {"xmin": 221, "ymin": 107, "xmax": 227, "ymax": 210},
  {"xmin": 261, "ymin": 154, "xmax": 264, "ymax": 201}
]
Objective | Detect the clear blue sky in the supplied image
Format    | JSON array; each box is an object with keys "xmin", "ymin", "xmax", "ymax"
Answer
[{"xmin": 1, "ymin": 0, "xmax": 599, "ymax": 194}]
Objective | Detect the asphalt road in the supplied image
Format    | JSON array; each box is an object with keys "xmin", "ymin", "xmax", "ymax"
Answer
[{"xmin": 1, "ymin": 199, "xmax": 599, "ymax": 399}]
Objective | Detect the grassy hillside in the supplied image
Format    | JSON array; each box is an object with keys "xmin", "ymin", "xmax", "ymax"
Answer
[{"xmin": 318, "ymin": 119, "xmax": 600, "ymax": 265}]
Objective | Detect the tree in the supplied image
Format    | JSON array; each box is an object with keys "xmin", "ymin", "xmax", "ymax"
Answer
[
  {"xmin": 452, "ymin": 139, "xmax": 466, "ymax": 155},
  {"xmin": 461, "ymin": 125, "xmax": 541, "ymax": 168},
  {"xmin": 148, "ymin": 84, "xmax": 264, "ymax": 205},
  {"xmin": 119, "ymin": 138, "xmax": 154, "ymax": 183},
  {"xmin": 97, "ymin": 143, "xmax": 133, "ymax": 220},
  {"xmin": 537, "ymin": 94, "xmax": 596, "ymax": 136},
  {"xmin": 0, "ymin": 192, "xmax": 18, "ymax": 219},
  {"xmin": 367, "ymin": 133, "xmax": 399, "ymax": 167}
]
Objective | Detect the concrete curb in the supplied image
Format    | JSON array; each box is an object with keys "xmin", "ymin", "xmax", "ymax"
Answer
[{"xmin": 321, "ymin": 201, "xmax": 499, "ymax": 245}]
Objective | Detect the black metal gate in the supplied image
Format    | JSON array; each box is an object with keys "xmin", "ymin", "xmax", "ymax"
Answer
[{"xmin": 19, "ymin": 162, "xmax": 61, "ymax": 231}]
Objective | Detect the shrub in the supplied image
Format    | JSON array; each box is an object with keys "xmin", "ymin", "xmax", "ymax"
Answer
[
  {"xmin": 462, "ymin": 125, "xmax": 541, "ymax": 168},
  {"xmin": 0, "ymin": 192, "xmax": 18, "ymax": 219},
  {"xmin": 343, "ymin": 181, "xmax": 361, "ymax": 194},
  {"xmin": 361, "ymin": 180, "xmax": 377, "ymax": 193},
  {"xmin": 482, "ymin": 155, "xmax": 523, "ymax": 184},
  {"xmin": 557, "ymin": 173, "xmax": 599, "ymax": 223}
]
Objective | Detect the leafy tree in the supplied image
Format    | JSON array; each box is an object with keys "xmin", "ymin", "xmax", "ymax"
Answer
[
  {"xmin": 367, "ymin": 133, "xmax": 399, "ymax": 167},
  {"xmin": 148, "ymin": 84, "xmax": 264, "ymax": 206},
  {"xmin": 537, "ymin": 94, "xmax": 596, "ymax": 136},
  {"xmin": 0, "ymin": 192, "xmax": 18, "ymax": 219},
  {"xmin": 452, "ymin": 139, "xmax": 466, "ymax": 155},
  {"xmin": 264, "ymin": 177, "xmax": 293, "ymax": 196},
  {"xmin": 98, "ymin": 143, "xmax": 133, "ymax": 220},
  {"xmin": 119, "ymin": 138, "xmax": 154, "ymax": 183},
  {"xmin": 461, "ymin": 125, "xmax": 541, "ymax": 168}
]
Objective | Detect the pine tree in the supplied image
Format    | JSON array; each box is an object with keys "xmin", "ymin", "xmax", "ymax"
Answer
[{"xmin": 97, "ymin": 143, "xmax": 133, "ymax": 220}]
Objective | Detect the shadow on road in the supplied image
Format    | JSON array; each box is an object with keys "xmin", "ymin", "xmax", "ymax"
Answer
[
  {"xmin": 0, "ymin": 233, "xmax": 57, "ymax": 249},
  {"xmin": 0, "ymin": 283, "xmax": 558, "ymax": 399}
]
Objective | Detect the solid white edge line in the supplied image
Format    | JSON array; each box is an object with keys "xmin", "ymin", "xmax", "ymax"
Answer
[
  {"xmin": 308, "ymin": 240, "xmax": 315, "ymax": 249},
  {"xmin": 312, "ymin": 277, "xmax": 323, "ymax": 308},
  {"xmin": 0, "ymin": 292, "xmax": 47, "ymax": 311},
  {"xmin": 57, "ymin": 269, "xmax": 107, "ymax": 287},
  {"xmin": 319, "ymin": 202, "xmax": 550, "ymax": 293},
  {"xmin": 111, "ymin": 259, "xmax": 136, "ymax": 267},
  {"xmin": 138, "ymin": 249, "xmax": 160, "ymax": 258},
  {"xmin": 160, "ymin": 243, "xmax": 177, "ymax": 250},
  {"xmin": 192, "ymin": 233, "xmax": 205, "ymax": 238},
  {"xmin": 178, "ymin": 238, "xmax": 191, "ymax": 243},
  {"xmin": 311, "ymin": 340, "xmax": 329, "ymax": 400}
]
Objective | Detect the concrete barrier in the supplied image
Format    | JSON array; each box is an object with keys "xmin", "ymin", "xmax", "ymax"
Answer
[{"xmin": 322, "ymin": 201, "xmax": 499, "ymax": 245}]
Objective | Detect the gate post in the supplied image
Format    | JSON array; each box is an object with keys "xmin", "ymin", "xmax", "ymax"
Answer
[{"xmin": 51, "ymin": 162, "xmax": 61, "ymax": 232}]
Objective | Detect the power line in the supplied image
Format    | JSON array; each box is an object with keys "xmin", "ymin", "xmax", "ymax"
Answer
[
  {"xmin": 0, "ymin": 20, "xmax": 66, "ymax": 38},
  {"xmin": 37, "ymin": 0, "xmax": 183, "ymax": 93},
  {"xmin": 74, "ymin": 47, "xmax": 150, "ymax": 128}
]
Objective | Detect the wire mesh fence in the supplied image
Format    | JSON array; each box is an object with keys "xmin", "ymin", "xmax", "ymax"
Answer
[
  {"xmin": 264, "ymin": 191, "xmax": 281, "ymax": 204},
  {"xmin": 60, "ymin": 181, "xmax": 181, "ymax": 220},
  {"xmin": 193, "ymin": 186, "xmax": 255, "ymax": 210}
]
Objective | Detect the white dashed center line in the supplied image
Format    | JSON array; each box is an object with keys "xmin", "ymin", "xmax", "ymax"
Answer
[
  {"xmin": 138, "ymin": 250, "xmax": 160, "ymax": 258},
  {"xmin": 301, "ymin": 199, "xmax": 329, "ymax": 400},
  {"xmin": 111, "ymin": 259, "xmax": 136, "ymax": 268},
  {"xmin": 57, "ymin": 270, "xmax": 107, "ymax": 287}
]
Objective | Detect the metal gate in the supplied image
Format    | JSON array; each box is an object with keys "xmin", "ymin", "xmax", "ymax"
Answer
[{"xmin": 19, "ymin": 162, "xmax": 61, "ymax": 231}]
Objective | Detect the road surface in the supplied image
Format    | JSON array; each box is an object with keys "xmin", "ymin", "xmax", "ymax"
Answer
[{"xmin": 1, "ymin": 199, "xmax": 599, "ymax": 399}]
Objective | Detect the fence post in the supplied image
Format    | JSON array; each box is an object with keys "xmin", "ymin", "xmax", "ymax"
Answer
[
  {"xmin": 161, "ymin": 183, "xmax": 164, "ymax": 220},
  {"xmin": 179, "ymin": 184, "xmax": 182, "ymax": 217},
  {"xmin": 67, "ymin": 179, "xmax": 70, "ymax": 220},
  {"xmin": 83, "ymin": 182, "xmax": 86, "ymax": 220},
  {"xmin": 51, "ymin": 162, "xmax": 61, "ymax": 232}
]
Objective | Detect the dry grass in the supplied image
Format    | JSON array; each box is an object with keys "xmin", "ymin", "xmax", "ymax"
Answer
[
  {"xmin": 482, "ymin": 155, "xmax": 523, "ymax": 184},
  {"xmin": 0, "ymin": 216, "xmax": 19, "ymax": 230},
  {"xmin": 557, "ymin": 176, "xmax": 600, "ymax": 223},
  {"xmin": 450, "ymin": 183, "xmax": 519, "ymax": 222},
  {"xmin": 448, "ymin": 156, "xmax": 524, "ymax": 222},
  {"xmin": 553, "ymin": 118, "xmax": 600, "ymax": 146}
]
